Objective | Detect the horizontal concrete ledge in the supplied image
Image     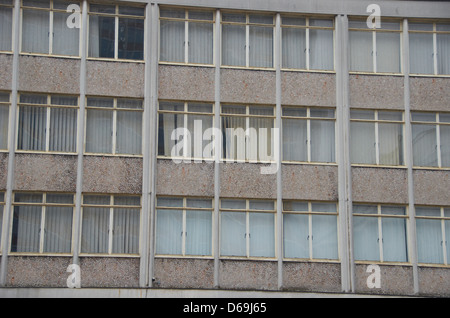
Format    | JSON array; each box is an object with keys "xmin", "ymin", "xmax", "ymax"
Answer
[{"xmin": 0, "ymin": 288, "xmax": 413, "ymax": 298}]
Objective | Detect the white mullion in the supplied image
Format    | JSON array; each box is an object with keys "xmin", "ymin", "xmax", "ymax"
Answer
[
  {"xmin": 373, "ymin": 31, "xmax": 377, "ymax": 73},
  {"xmin": 305, "ymin": 18, "xmax": 310, "ymax": 70},
  {"xmin": 307, "ymin": 108, "xmax": 311, "ymax": 162},
  {"xmin": 183, "ymin": 102, "xmax": 188, "ymax": 158},
  {"xmin": 49, "ymin": 7, "xmax": 53, "ymax": 54},
  {"xmin": 375, "ymin": 111, "xmax": 380, "ymax": 165},
  {"xmin": 45, "ymin": 97, "xmax": 51, "ymax": 152},
  {"xmin": 182, "ymin": 198, "xmax": 187, "ymax": 256},
  {"xmin": 246, "ymin": 105, "xmax": 250, "ymax": 161},
  {"xmin": 114, "ymin": 6, "xmax": 119, "ymax": 60},
  {"xmin": 378, "ymin": 205, "xmax": 384, "ymax": 262},
  {"xmin": 108, "ymin": 196, "xmax": 114, "ymax": 254},
  {"xmin": 436, "ymin": 113, "xmax": 442, "ymax": 168},
  {"xmin": 184, "ymin": 10, "xmax": 189, "ymax": 63},
  {"xmin": 441, "ymin": 208, "xmax": 447, "ymax": 265},
  {"xmin": 246, "ymin": 15, "xmax": 250, "ymax": 68},
  {"xmin": 246, "ymin": 200, "xmax": 250, "ymax": 258},
  {"xmin": 433, "ymin": 23, "xmax": 438, "ymax": 75},
  {"xmin": 39, "ymin": 198, "xmax": 46, "ymax": 254},
  {"xmin": 308, "ymin": 202, "xmax": 313, "ymax": 260}
]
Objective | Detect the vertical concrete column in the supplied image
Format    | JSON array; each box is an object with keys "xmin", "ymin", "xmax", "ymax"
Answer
[
  {"xmin": 0, "ymin": 0, "xmax": 20, "ymax": 286},
  {"xmin": 335, "ymin": 14, "xmax": 354, "ymax": 293}
]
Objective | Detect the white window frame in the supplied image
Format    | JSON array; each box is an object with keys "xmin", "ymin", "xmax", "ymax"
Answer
[
  {"xmin": 0, "ymin": 0, "xmax": 14, "ymax": 53},
  {"xmin": 0, "ymin": 192, "xmax": 4, "ymax": 254},
  {"xmin": 0, "ymin": 91, "xmax": 11, "ymax": 152}
]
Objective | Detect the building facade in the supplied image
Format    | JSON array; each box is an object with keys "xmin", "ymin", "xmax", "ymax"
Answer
[{"xmin": 0, "ymin": 0, "xmax": 449, "ymax": 297}]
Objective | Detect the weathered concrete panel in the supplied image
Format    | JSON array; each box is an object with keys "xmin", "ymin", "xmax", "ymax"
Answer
[
  {"xmin": 355, "ymin": 264, "xmax": 415, "ymax": 296},
  {"xmin": 221, "ymin": 69, "xmax": 276, "ymax": 105},
  {"xmin": 410, "ymin": 77, "xmax": 450, "ymax": 112},
  {"xmin": 418, "ymin": 266, "xmax": 450, "ymax": 297},
  {"xmin": 153, "ymin": 258, "xmax": 214, "ymax": 289},
  {"xmin": 352, "ymin": 167, "xmax": 408, "ymax": 204},
  {"xmin": 83, "ymin": 156, "xmax": 143, "ymax": 194},
  {"xmin": 18, "ymin": 56, "xmax": 80, "ymax": 94},
  {"xmin": 0, "ymin": 54, "xmax": 13, "ymax": 91},
  {"xmin": 6, "ymin": 256, "xmax": 72, "ymax": 288},
  {"xmin": 158, "ymin": 65, "xmax": 215, "ymax": 102},
  {"xmin": 219, "ymin": 260, "xmax": 278, "ymax": 291},
  {"xmin": 79, "ymin": 257, "xmax": 140, "ymax": 288},
  {"xmin": 14, "ymin": 154, "xmax": 77, "ymax": 192},
  {"xmin": 86, "ymin": 60, "xmax": 144, "ymax": 98},
  {"xmin": 413, "ymin": 170, "xmax": 450, "ymax": 206},
  {"xmin": 156, "ymin": 160, "xmax": 214, "ymax": 197},
  {"xmin": 0, "ymin": 153, "xmax": 8, "ymax": 190},
  {"xmin": 220, "ymin": 163, "xmax": 277, "ymax": 199},
  {"xmin": 349, "ymin": 74, "xmax": 404, "ymax": 110},
  {"xmin": 281, "ymin": 72, "xmax": 336, "ymax": 107},
  {"xmin": 282, "ymin": 262, "xmax": 341, "ymax": 293},
  {"xmin": 282, "ymin": 164, "xmax": 338, "ymax": 201}
]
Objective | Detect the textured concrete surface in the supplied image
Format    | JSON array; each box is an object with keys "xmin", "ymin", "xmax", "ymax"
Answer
[
  {"xmin": 83, "ymin": 156, "xmax": 143, "ymax": 194},
  {"xmin": 14, "ymin": 154, "xmax": 77, "ymax": 192},
  {"xmin": 410, "ymin": 77, "xmax": 450, "ymax": 112},
  {"xmin": 418, "ymin": 266, "xmax": 450, "ymax": 297},
  {"xmin": 220, "ymin": 163, "xmax": 277, "ymax": 199},
  {"xmin": 18, "ymin": 56, "xmax": 80, "ymax": 94},
  {"xmin": 282, "ymin": 262, "xmax": 341, "ymax": 293},
  {"xmin": 159, "ymin": 65, "xmax": 215, "ymax": 102},
  {"xmin": 79, "ymin": 257, "xmax": 140, "ymax": 288},
  {"xmin": 221, "ymin": 69, "xmax": 276, "ymax": 105},
  {"xmin": 355, "ymin": 264, "xmax": 414, "ymax": 296},
  {"xmin": 0, "ymin": 54, "xmax": 12, "ymax": 91},
  {"xmin": 282, "ymin": 164, "xmax": 338, "ymax": 201},
  {"xmin": 6, "ymin": 256, "xmax": 72, "ymax": 288},
  {"xmin": 0, "ymin": 153, "xmax": 8, "ymax": 190},
  {"xmin": 281, "ymin": 71, "xmax": 336, "ymax": 107},
  {"xmin": 153, "ymin": 258, "xmax": 214, "ymax": 289},
  {"xmin": 349, "ymin": 74, "xmax": 404, "ymax": 110},
  {"xmin": 413, "ymin": 170, "xmax": 450, "ymax": 206},
  {"xmin": 86, "ymin": 60, "xmax": 144, "ymax": 98},
  {"xmin": 156, "ymin": 160, "xmax": 215, "ymax": 197},
  {"xmin": 219, "ymin": 260, "xmax": 278, "ymax": 291},
  {"xmin": 352, "ymin": 167, "xmax": 408, "ymax": 204}
]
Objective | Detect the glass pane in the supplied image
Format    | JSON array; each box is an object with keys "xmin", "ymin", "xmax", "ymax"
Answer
[
  {"xmin": 222, "ymin": 13, "xmax": 245, "ymax": 23},
  {"xmin": 416, "ymin": 207, "xmax": 441, "ymax": 217},
  {"xmin": 53, "ymin": 11, "xmax": 80, "ymax": 56},
  {"xmin": 47, "ymin": 194, "xmax": 74, "ymax": 204},
  {"xmin": 249, "ymin": 212, "xmax": 274, "ymax": 257},
  {"xmin": 441, "ymin": 125, "xmax": 450, "ymax": 167},
  {"xmin": 412, "ymin": 124, "xmax": 438, "ymax": 167},
  {"xmin": 0, "ymin": 105, "xmax": 9, "ymax": 149},
  {"xmin": 282, "ymin": 118, "xmax": 307, "ymax": 162},
  {"xmin": 412, "ymin": 112, "xmax": 436, "ymax": 122},
  {"xmin": 43, "ymin": 206, "xmax": 73, "ymax": 253},
  {"xmin": 0, "ymin": 7, "xmax": 12, "ymax": 51},
  {"xmin": 282, "ymin": 107, "xmax": 307, "ymax": 117},
  {"xmin": 85, "ymin": 109, "xmax": 113, "ymax": 154},
  {"xmin": 81, "ymin": 207, "xmax": 109, "ymax": 253},
  {"xmin": 11, "ymin": 205, "xmax": 41, "ymax": 253},
  {"xmin": 118, "ymin": 18, "xmax": 144, "ymax": 60},
  {"xmin": 112, "ymin": 208, "xmax": 140, "ymax": 254},
  {"xmin": 88, "ymin": 15, "xmax": 115, "ymax": 58},
  {"xmin": 23, "ymin": 0, "xmax": 49, "ymax": 8},
  {"xmin": 409, "ymin": 23, "xmax": 433, "ymax": 31},
  {"xmin": 312, "ymin": 214, "xmax": 338, "ymax": 260},
  {"xmin": 187, "ymin": 113, "xmax": 213, "ymax": 159},
  {"xmin": 157, "ymin": 111, "xmax": 184, "ymax": 157},
  {"xmin": 381, "ymin": 206, "xmax": 406, "ymax": 216},
  {"xmin": 160, "ymin": 8, "xmax": 184, "ymax": 19},
  {"xmin": 87, "ymin": 97, "xmax": 114, "ymax": 108},
  {"xmin": 186, "ymin": 198, "xmax": 212, "ymax": 209},
  {"xmin": 437, "ymin": 33, "xmax": 450, "ymax": 75},
  {"xmin": 353, "ymin": 216, "xmax": 380, "ymax": 261},
  {"xmin": 160, "ymin": 20, "xmax": 184, "ymax": 62},
  {"xmin": 17, "ymin": 106, "xmax": 47, "ymax": 151},
  {"xmin": 49, "ymin": 108, "xmax": 78, "ymax": 153},
  {"xmin": 222, "ymin": 24, "xmax": 246, "ymax": 66},
  {"xmin": 249, "ymin": 26, "xmax": 273, "ymax": 68},
  {"xmin": 378, "ymin": 111, "xmax": 403, "ymax": 121},
  {"xmin": 353, "ymin": 204, "xmax": 378, "ymax": 215},
  {"xmin": 188, "ymin": 10, "xmax": 213, "ymax": 21},
  {"xmin": 83, "ymin": 195, "xmax": 110, "ymax": 205},
  {"xmin": 349, "ymin": 30, "xmax": 373, "ymax": 72},
  {"xmin": 221, "ymin": 199, "xmax": 246, "ymax": 210},
  {"xmin": 282, "ymin": 27, "xmax": 306, "ymax": 69},
  {"xmin": 382, "ymin": 217, "xmax": 408, "ymax": 262},
  {"xmin": 249, "ymin": 200, "xmax": 274, "ymax": 211},
  {"xmin": 116, "ymin": 111, "xmax": 142, "ymax": 155},
  {"xmin": 351, "ymin": 109, "xmax": 374, "ymax": 120},
  {"xmin": 350, "ymin": 121, "xmax": 376, "ymax": 164},
  {"xmin": 220, "ymin": 212, "xmax": 246, "ymax": 256},
  {"xmin": 185, "ymin": 210, "xmax": 212, "ymax": 256},
  {"xmin": 410, "ymin": 33, "xmax": 434, "ymax": 74},
  {"xmin": 282, "ymin": 16, "xmax": 306, "ymax": 26},
  {"xmin": 311, "ymin": 203, "xmax": 337, "ymax": 213},
  {"xmin": 118, "ymin": 6, "xmax": 145, "ymax": 17},
  {"xmin": 157, "ymin": 197, "xmax": 183, "ymax": 208},
  {"xmin": 156, "ymin": 208, "xmax": 183, "ymax": 254},
  {"xmin": 283, "ymin": 201, "xmax": 308, "ymax": 212},
  {"xmin": 114, "ymin": 196, "xmax": 140, "ymax": 206},
  {"xmin": 283, "ymin": 213, "xmax": 309, "ymax": 259},
  {"xmin": 89, "ymin": 4, "xmax": 115, "ymax": 14},
  {"xmin": 376, "ymin": 32, "xmax": 401, "ymax": 73},
  {"xmin": 309, "ymin": 29, "xmax": 334, "ymax": 70},
  {"xmin": 310, "ymin": 120, "xmax": 335, "ymax": 163},
  {"xmin": 14, "ymin": 193, "xmax": 43, "ymax": 203},
  {"xmin": 189, "ymin": 22, "xmax": 213, "ymax": 64},
  {"xmin": 22, "ymin": 9, "xmax": 49, "ymax": 54},
  {"xmin": 417, "ymin": 219, "xmax": 444, "ymax": 264},
  {"xmin": 249, "ymin": 15, "xmax": 273, "ymax": 25},
  {"xmin": 379, "ymin": 123, "xmax": 404, "ymax": 165}
]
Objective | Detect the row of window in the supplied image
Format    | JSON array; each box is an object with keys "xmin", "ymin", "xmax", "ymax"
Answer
[
  {"xmin": 1, "ymin": 1, "xmax": 449, "ymax": 75},
  {"xmin": 1, "ymin": 93, "xmax": 449, "ymax": 168},
  {"xmin": 1, "ymin": 192, "xmax": 449, "ymax": 266}
]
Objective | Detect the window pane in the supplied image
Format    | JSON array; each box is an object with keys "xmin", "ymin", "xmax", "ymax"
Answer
[
  {"xmin": 221, "ymin": 199, "xmax": 246, "ymax": 210},
  {"xmin": 112, "ymin": 208, "xmax": 140, "ymax": 254},
  {"xmin": 189, "ymin": 22, "xmax": 213, "ymax": 64},
  {"xmin": 114, "ymin": 196, "xmax": 140, "ymax": 206},
  {"xmin": 222, "ymin": 24, "xmax": 246, "ymax": 66},
  {"xmin": 249, "ymin": 115, "xmax": 274, "ymax": 161},
  {"xmin": 379, "ymin": 123, "xmax": 404, "ymax": 165},
  {"xmin": 349, "ymin": 31, "xmax": 373, "ymax": 72},
  {"xmin": 47, "ymin": 193, "xmax": 74, "ymax": 204},
  {"xmin": 160, "ymin": 20, "xmax": 184, "ymax": 62},
  {"xmin": 53, "ymin": 11, "xmax": 79, "ymax": 56},
  {"xmin": 17, "ymin": 106, "xmax": 47, "ymax": 151},
  {"xmin": 249, "ymin": 26, "xmax": 273, "ymax": 68},
  {"xmin": 310, "ymin": 120, "xmax": 335, "ymax": 163},
  {"xmin": 0, "ymin": 105, "xmax": 9, "ymax": 149},
  {"xmin": 185, "ymin": 210, "xmax": 212, "ymax": 256},
  {"xmin": 282, "ymin": 27, "xmax": 306, "ymax": 69},
  {"xmin": 283, "ymin": 213, "xmax": 309, "ymax": 259},
  {"xmin": 410, "ymin": 33, "xmax": 434, "ymax": 74},
  {"xmin": 220, "ymin": 212, "xmax": 246, "ymax": 256},
  {"xmin": 15, "ymin": 193, "xmax": 43, "ymax": 203},
  {"xmin": 81, "ymin": 207, "xmax": 109, "ymax": 253},
  {"xmin": 187, "ymin": 113, "xmax": 213, "ymax": 159},
  {"xmin": 83, "ymin": 195, "xmax": 110, "ymax": 205},
  {"xmin": 158, "ymin": 112, "xmax": 184, "ymax": 157},
  {"xmin": 157, "ymin": 197, "xmax": 183, "ymax": 208},
  {"xmin": 49, "ymin": 108, "xmax": 78, "ymax": 152},
  {"xmin": 11, "ymin": 205, "xmax": 41, "ymax": 253},
  {"xmin": 417, "ymin": 219, "xmax": 444, "ymax": 264},
  {"xmin": 0, "ymin": 7, "xmax": 12, "ymax": 51},
  {"xmin": 118, "ymin": 18, "xmax": 144, "ymax": 60},
  {"xmin": 412, "ymin": 124, "xmax": 438, "ymax": 167},
  {"xmin": 43, "ymin": 206, "xmax": 73, "ymax": 253},
  {"xmin": 156, "ymin": 209, "xmax": 182, "ymax": 255},
  {"xmin": 249, "ymin": 200, "xmax": 274, "ymax": 211},
  {"xmin": 116, "ymin": 111, "xmax": 142, "ymax": 155},
  {"xmin": 249, "ymin": 212, "xmax": 274, "ymax": 257},
  {"xmin": 283, "ymin": 118, "xmax": 307, "ymax": 162},
  {"xmin": 376, "ymin": 32, "xmax": 401, "ymax": 73},
  {"xmin": 119, "ymin": 6, "xmax": 145, "ymax": 17},
  {"xmin": 312, "ymin": 214, "xmax": 338, "ymax": 260},
  {"xmin": 350, "ymin": 122, "xmax": 376, "ymax": 164},
  {"xmin": 89, "ymin": 15, "xmax": 115, "ymax": 58},
  {"xmin": 22, "ymin": 9, "xmax": 49, "ymax": 53},
  {"xmin": 441, "ymin": 125, "xmax": 450, "ymax": 167},
  {"xmin": 437, "ymin": 33, "xmax": 450, "ymax": 75},
  {"xmin": 354, "ymin": 216, "xmax": 380, "ymax": 261},
  {"xmin": 85, "ymin": 109, "xmax": 113, "ymax": 153},
  {"xmin": 382, "ymin": 217, "xmax": 408, "ymax": 262},
  {"xmin": 222, "ymin": 113, "xmax": 246, "ymax": 161},
  {"xmin": 309, "ymin": 29, "xmax": 334, "ymax": 70}
]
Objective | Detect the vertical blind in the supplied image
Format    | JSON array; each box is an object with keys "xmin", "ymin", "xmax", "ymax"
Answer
[
  {"xmin": 0, "ymin": 5, "xmax": 12, "ymax": 51},
  {"xmin": 0, "ymin": 93, "xmax": 9, "ymax": 150}
]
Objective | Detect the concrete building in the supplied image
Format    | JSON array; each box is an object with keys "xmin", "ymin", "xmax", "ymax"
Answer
[{"xmin": 0, "ymin": 0, "xmax": 449, "ymax": 298}]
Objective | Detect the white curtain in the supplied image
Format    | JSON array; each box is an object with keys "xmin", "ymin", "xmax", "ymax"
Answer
[
  {"xmin": 12, "ymin": 205, "xmax": 41, "ymax": 253},
  {"xmin": 249, "ymin": 212, "xmax": 274, "ymax": 257},
  {"xmin": 349, "ymin": 31, "xmax": 373, "ymax": 72},
  {"xmin": 412, "ymin": 124, "xmax": 438, "ymax": 167},
  {"xmin": 249, "ymin": 26, "xmax": 273, "ymax": 68},
  {"xmin": 49, "ymin": 108, "xmax": 77, "ymax": 153},
  {"xmin": 53, "ymin": 11, "xmax": 79, "ymax": 56},
  {"xmin": 158, "ymin": 103, "xmax": 184, "ymax": 157},
  {"xmin": 116, "ymin": 111, "xmax": 142, "ymax": 155},
  {"xmin": 85, "ymin": 109, "xmax": 113, "ymax": 154},
  {"xmin": 185, "ymin": 209, "xmax": 212, "ymax": 256},
  {"xmin": 417, "ymin": 218, "xmax": 443, "ymax": 264},
  {"xmin": 0, "ymin": 105, "xmax": 9, "ymax": 149},
  {"xmin": 160, "ymin": 20, "xmax": 184, "ymax": 62},
  {"xmin": 187, "ymin": 113, "xmax": 213, "ymax": 159},
  {"xmin": 81, "ymin": 207, "xmax": 109, "ymax": 254},
  {"xmin": 112, "ymin": 208, "xmax": 140, "ymax": 254},
  {"xmin": 410, "ymin": 32, "xmax": 434, "ymax": 74},
  {"xmin": 283, "ymin": 213, "xmax": 309, "ymax": 259},
  {"xmin": 220, "ymin": 211, "xmax": 246, "ymax": 257},
  {"xmin": 311, "ymin": 214, "xmax": 338, "ymax": 260},
  {"xmin": 353, "ymin": 216, "xmax": 380, "ymax": 261},
  {"xmin": 156, "ymin": 209, "xmax": 182, "ymax": 255},
  {"xmin": 282, "ymin": 27, "xmax": 306, "ymax": 69},
  {"xmin": 0, "ymin": 6, "xmax": 12, "ymax": 51},
  {"xmin": 350, "ymin": 122, "xmax": 376, "ymax": 164},
  {"xmin": 18, "ymin": 106, "xmax": 47, "ymax": 151},
  {"xmin": 376, "ymin": 32, "xmax": 401, "ymax": 73},
  {"xmin": 88, "ymin": 15, "xmax": 115, "ymax": 58},
  {"xmin": 309, "ymin": 29, "xmax": 334, "ymax": 70},
  {"xmin": 310, "ymin": 120, "xmax": 335, "ymax": 163},
  {"xmin": 189, "ymin": 22, "xmax": 213, "ymax": 64},
  {"xmin": 22, "ymin": 9, "xmax": 49, "ymax": 53},
  {"xmin": 222, "ymin": 105, "xmax": 246, "ymax": 161},
  {"xmin": 282, "ymin": 118, "xmax": 307, "ymax": 162},
  {"xmin": 249, "ymin": 107, "xmax": 274, "ymax": 162},
  {"xmin": 382, "ymin": 217, "xmax": 408, "ymax": 262},
  {"xmin": 437, "ymin": 33, "xmax": 450, "ymax": 75},
  {"xmin": 222, "ymin": 24, "xmax": 246, "ymax": 66},
  {"xmin": 43, "ymin": 206, "xmax": 73, "ymax": 253},
  {"xmin": 441, "ymin": 125, "xmax": 450, "ymax": 167},
  {"xmin": 379, "ymin": 123, "xmax": 403, "ymax": 165}
]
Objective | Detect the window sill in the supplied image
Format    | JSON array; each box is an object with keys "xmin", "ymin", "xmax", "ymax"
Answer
[
  {"xmin": 154, "ymin": 255, "xmax": 214, "ymax": 260},
  {"xmin": 354, "ymin": 260, "xmax": 412, "ymax": 266},
  {"xmin": 281, "ymin": 68, "xmax": 336, "ymax": 74},
  {"xmin": 79, "ymin": 253, "xmax": 140, "ymax": 258},
  {"xmin": 8, "ymin": 252, "xmax": 73, "ymax": 257},
  {"xmin": 158, "ymin": 61, "xmax": 215, "ymax": 68},
  {"xmin": 20, "ymin": 52, "xmax": 81, "ymax": 60},
  {"xmin": 351, "ymin": 164, "xmax": 407, "ymax": 169},
  {"xmin": 349, "ymin": 71, "xmax": 404, "ymax": 77},
  {"xmin": 15, "ymin": 151, "xmax": 78, "ymax": 156},
  {"xmin": 221, "ymin": 65, "xmax": 276, "ymax": 72},
  {"xmin": 282, "ymin": 258, "xmax": 340, "ymax": 264},
  {"xmin": 84, "ymin": 153, "xmax": 143, "ymax": 158},
  {"xmin": 87, "ymin": 57, "xmax": 145, "ymax": 64}
]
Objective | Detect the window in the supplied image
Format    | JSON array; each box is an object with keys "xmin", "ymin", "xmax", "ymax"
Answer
[
  {"xmin": 350, "ymin": 110, "xmax": 404, "ymax": 166},
  {"xmin": 156, "ymin": 197, "xmax": 213, "ymax": 257},
  {"xmin": 281, "ymin": 16, "xmax": 334, "ymax": 71},
  {"xmin": 17, "ymin": 93, "xmax": 78, "ymax": 153},
  {"xmin": 88, "ymin": 3, "xmax": 145, "ymax": 60},
  {"xmin": 409, "ymin": 22, "xmax": 450, "ymax": 75},
  {"xmin": 0, "ymin": 92, "xmax": 10, "ymax": 150},
  {"xmin": 416, "ymin": 206, "xmax": 450, "ymax": 265},
  {"xmin": 353, "ymin": 204, "xmax": 408, "ymax": 263},
  {"xmin": 158, "ymin": 101, "xmax": 214, "ymax": 160},
  {"xmin": 220, "ymin": 199, "xmax": 276, "ymax": 258},
  {"xmin": 411, "ymin": 112, "xmax": 450, "ymax": 168},
  {"xmin": 221, "ymin": 104, "xmax": 275, "ymax": 162},
  {"xmin": 222, "ymin": 12, "xmax": 274, "ymax": 68},
  {"xmin": 159, "ymin": 8, "xmax": 214, "ymax": 65},
  {"xmin": 21, "ymin": 0, "xmax": 80, "ymax": 56},
  {"xmin": 81, "ymin": 195, "xmax": 141, "ymax": 255},
  {"xmin": 11, "ymin": 192, "xmax": 74, "ymax": 254},
  {"xmin": 85, "ymin": 97, "xmax": 143, "ymax": 155},
  {"xmin": 0, "ymin": 0, "xmax": 13, "ymax": 52},
  {"xmin": 283, "ymin": 201, "xmax": 338, "ymax": 260},
  {"xmin": 282, "ymin": 107, "xmax": 336, "ymax": 163},
  {"xmin": 0, "ymin": 192, "xmax": 4, "ymax": 253},
  {"xmin": 349, "ymin": 20, "xmax": 402, "ymax": 74}
]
